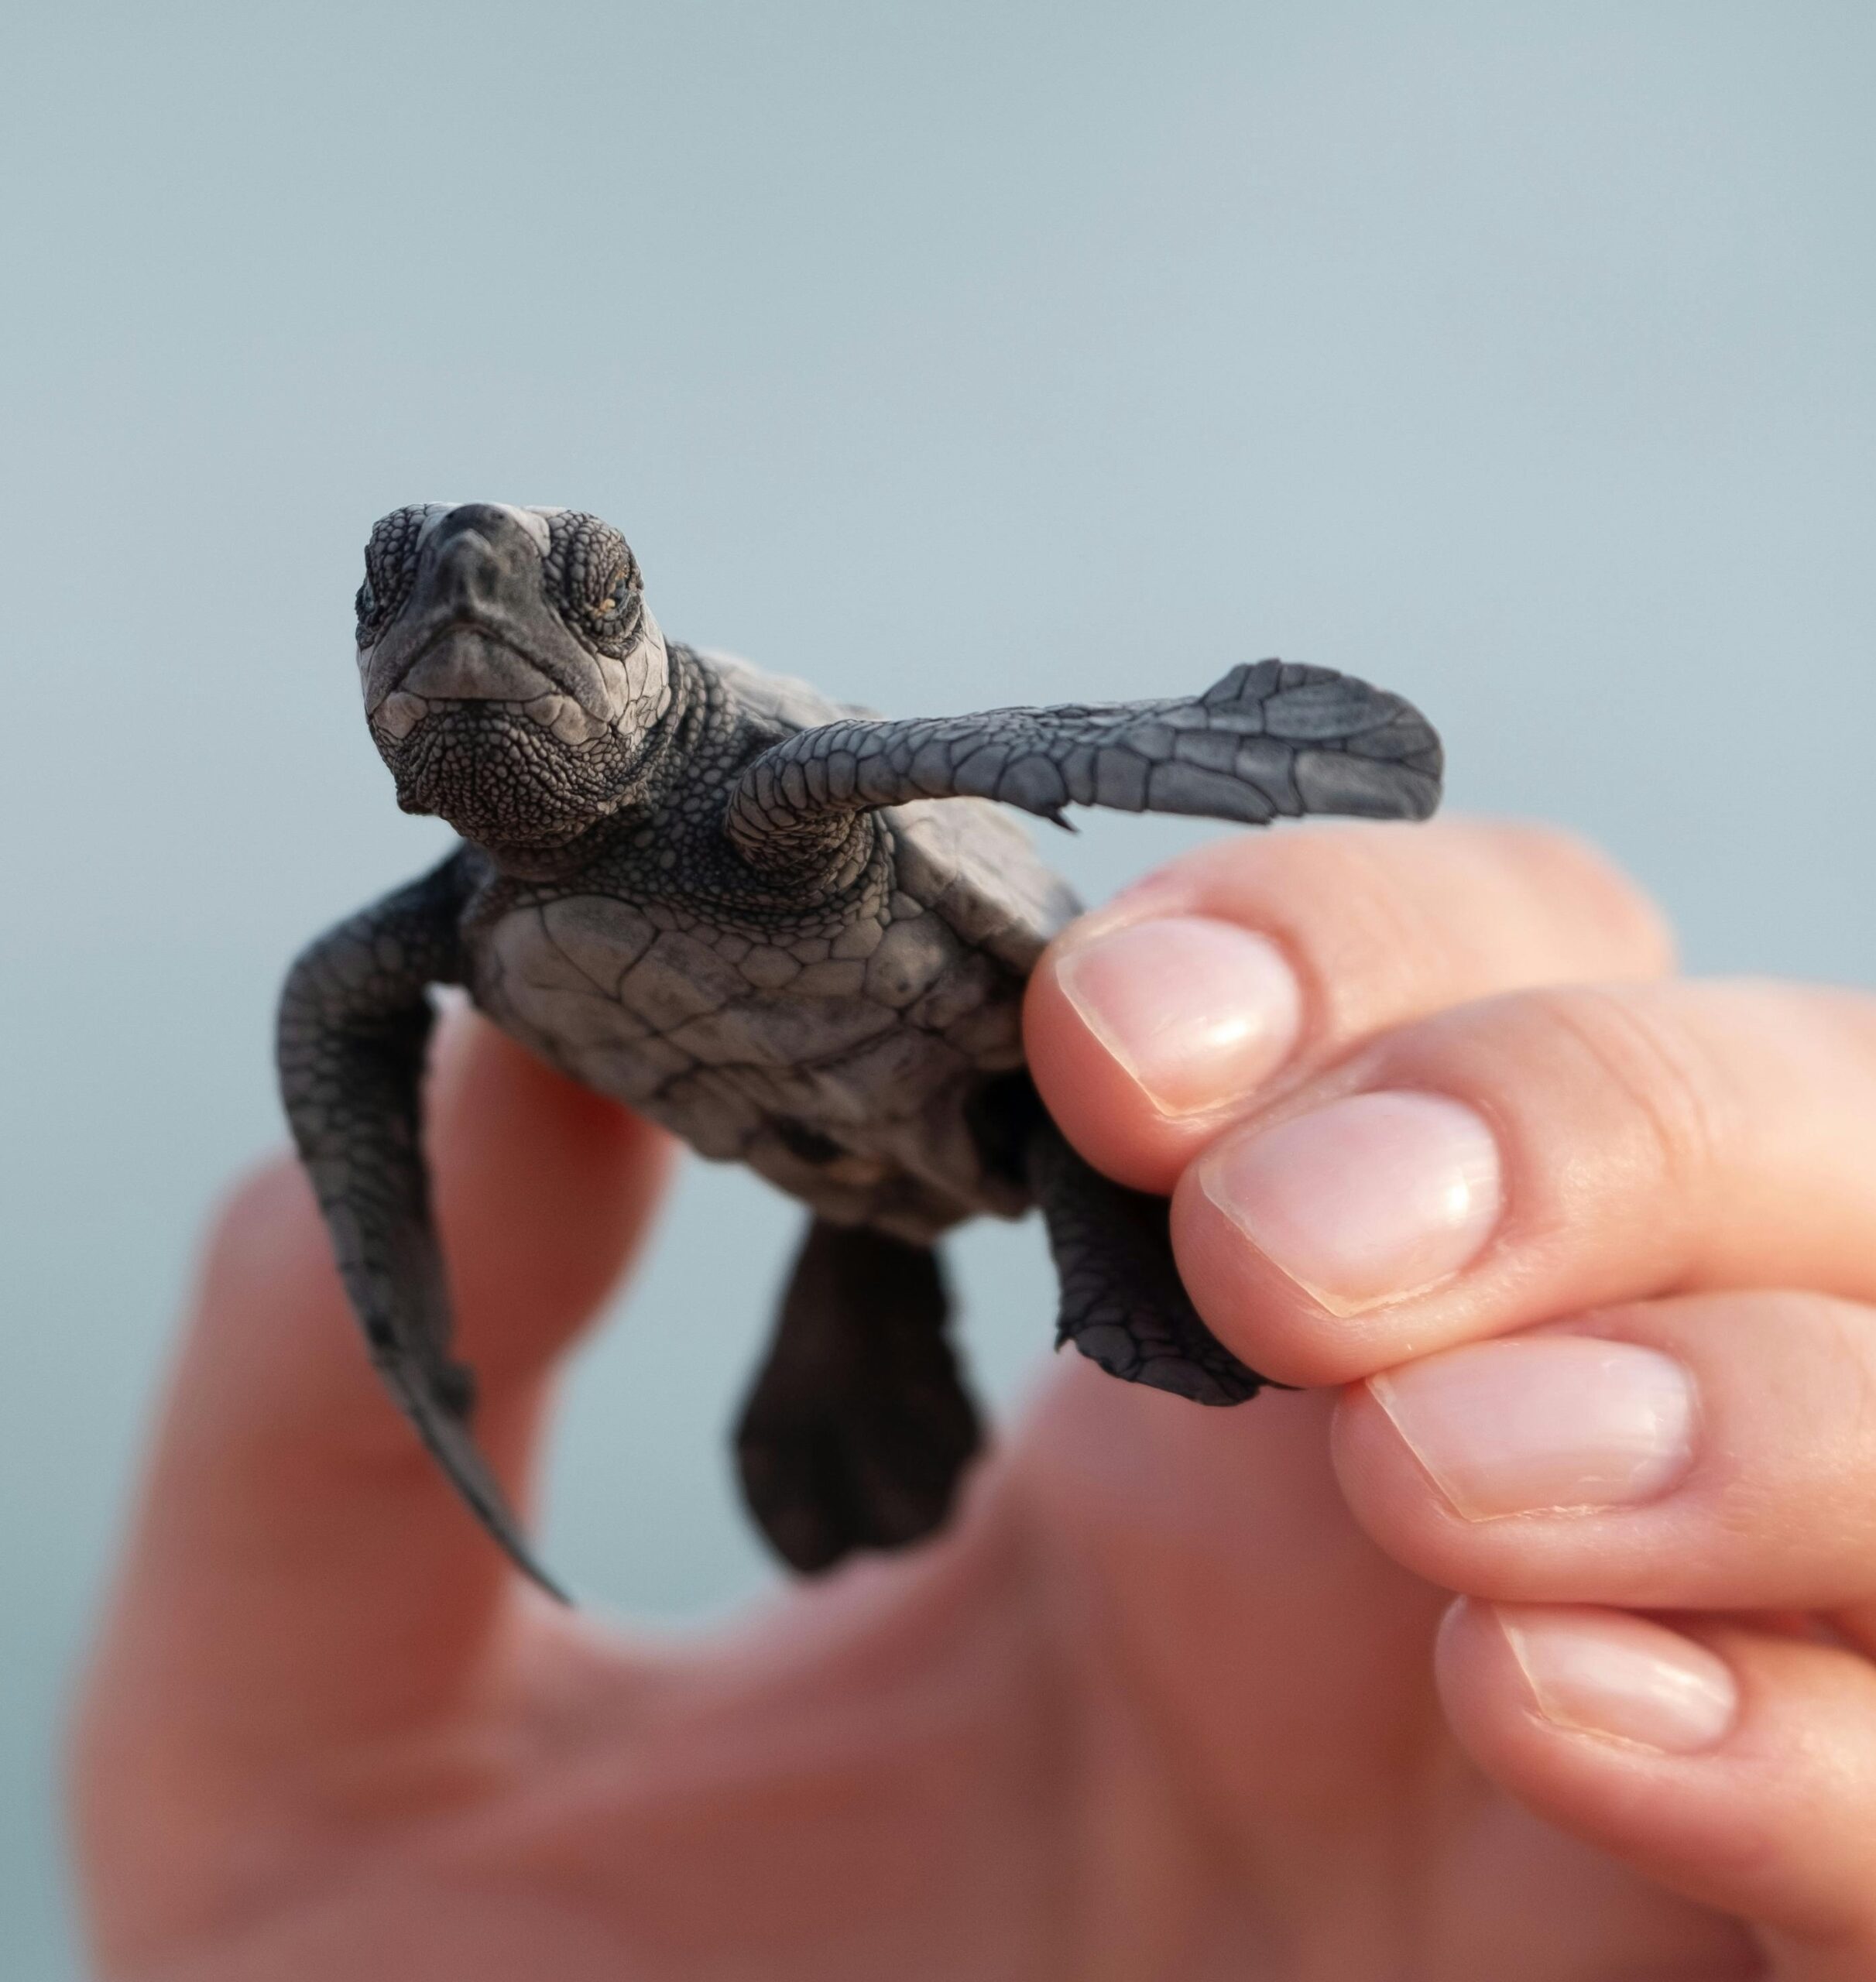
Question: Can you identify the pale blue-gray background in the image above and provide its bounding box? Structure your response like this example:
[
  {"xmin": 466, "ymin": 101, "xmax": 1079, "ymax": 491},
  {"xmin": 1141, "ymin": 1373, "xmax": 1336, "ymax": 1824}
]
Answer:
[{"xmin": 2, "ymin": 3, "xmax": 1871, "ymax": 1973}]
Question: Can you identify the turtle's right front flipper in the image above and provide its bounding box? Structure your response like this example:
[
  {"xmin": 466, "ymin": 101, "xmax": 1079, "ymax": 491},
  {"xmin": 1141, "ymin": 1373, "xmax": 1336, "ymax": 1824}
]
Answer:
[{"xmin": 276, "ymin": 853, "xmax": 567, "ymax": 1600}]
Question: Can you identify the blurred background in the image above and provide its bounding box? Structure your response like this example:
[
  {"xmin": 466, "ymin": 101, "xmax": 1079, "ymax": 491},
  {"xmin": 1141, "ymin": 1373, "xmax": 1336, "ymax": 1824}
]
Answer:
[{"xmin": 1, "ymin": 1, "xmax": 1871, "ymax": 1970}]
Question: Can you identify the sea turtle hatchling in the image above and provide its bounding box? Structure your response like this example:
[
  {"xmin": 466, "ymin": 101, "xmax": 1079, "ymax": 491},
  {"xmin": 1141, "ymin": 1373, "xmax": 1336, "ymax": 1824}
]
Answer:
[{"xmin": 279, "ymin": 502, "xmax": 1443, "ymax": 1596}]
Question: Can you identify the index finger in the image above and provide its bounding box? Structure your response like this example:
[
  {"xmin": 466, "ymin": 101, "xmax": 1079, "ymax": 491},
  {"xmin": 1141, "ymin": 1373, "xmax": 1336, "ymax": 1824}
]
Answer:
[{"xmin": 1025, "ymin": 818, "xmax": 1674, "ymax": 1193}]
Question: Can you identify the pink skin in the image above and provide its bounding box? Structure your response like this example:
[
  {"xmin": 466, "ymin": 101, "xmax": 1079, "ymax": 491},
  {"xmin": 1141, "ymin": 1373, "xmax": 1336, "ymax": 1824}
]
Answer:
[{"xmin": 72, "ymin": 818, "xmax": 1876, "ymax": 1980}]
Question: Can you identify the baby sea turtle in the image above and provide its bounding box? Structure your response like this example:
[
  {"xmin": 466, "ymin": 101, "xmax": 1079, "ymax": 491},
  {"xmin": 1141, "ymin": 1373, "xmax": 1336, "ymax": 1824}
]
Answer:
[{"xmin": 280, "ymin": 502, "xmax": 1442, "ymax": 1595}]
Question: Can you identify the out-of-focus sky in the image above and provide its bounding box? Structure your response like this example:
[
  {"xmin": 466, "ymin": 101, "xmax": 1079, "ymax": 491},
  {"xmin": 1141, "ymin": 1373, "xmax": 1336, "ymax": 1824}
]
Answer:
[{"xmin": 1, "ymin": 3, "xmax": 1871, "ymax": 1972}]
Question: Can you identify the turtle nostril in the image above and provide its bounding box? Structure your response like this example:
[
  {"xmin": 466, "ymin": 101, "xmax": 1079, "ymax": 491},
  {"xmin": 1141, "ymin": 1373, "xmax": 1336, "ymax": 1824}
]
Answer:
[
  {"xmin": 445, "ymin": 502, "xmax": 524, "ymax": 537},
  {"xmin": 432, "ymin": 530, "xmax": 506, "ymax": 608}
]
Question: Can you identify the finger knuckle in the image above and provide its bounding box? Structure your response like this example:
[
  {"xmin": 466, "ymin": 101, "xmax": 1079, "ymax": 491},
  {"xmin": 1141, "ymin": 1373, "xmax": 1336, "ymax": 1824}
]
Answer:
[
  {"xmin": 1508, "ymin": 985, "xmax": 1732, "ymax": 1206},
  {"xmin": 1796, "ymin": 1295, "xmax": 1876, "ymax": 1482},
  {"xmin": 1483, "ymin": 821, "xmax": 1677, "ymax": 973}
]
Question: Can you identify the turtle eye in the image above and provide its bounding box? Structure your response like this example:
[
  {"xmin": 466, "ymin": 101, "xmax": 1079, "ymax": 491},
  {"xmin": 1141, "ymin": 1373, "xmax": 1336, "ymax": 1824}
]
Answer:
[
  {"xmin": 544, "ymin": 513, "xmax": 641, "ymax": 642},
  {"xmin": 357, "ymin": 502, "xmax": 430, "ymax": 634},
  {"xmin": 584, "ymin": 566, "xmax": 634, "ymax": 627}
]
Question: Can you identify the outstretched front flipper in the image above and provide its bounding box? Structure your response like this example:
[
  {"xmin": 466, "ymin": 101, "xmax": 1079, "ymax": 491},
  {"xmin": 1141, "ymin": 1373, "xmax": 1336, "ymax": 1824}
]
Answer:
[
  {"xmin": 276, "ymin": 854, "xmax": 566, "ymax": 1600},
  {"xmin": 725, "ymin": 660, "xmax": 1442, "ymax": 869}
]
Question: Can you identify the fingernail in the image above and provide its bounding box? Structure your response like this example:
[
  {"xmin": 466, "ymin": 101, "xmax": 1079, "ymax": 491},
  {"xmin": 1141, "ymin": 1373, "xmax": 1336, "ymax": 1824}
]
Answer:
[
  {"xmin": 1369, "ymin": 1337, "xmax": 1697, "ymax": 1519},
  {"xmin": 1497, "ymin": 1605, "xmax": 1738, "ymax": 1753},
  {"xmin": 1197, "ymin": 1091, "xmax": 1501, "ymax": 1314},
  {"xmin": 1055, "ymin": 917, "xmax": 1302, "ymax": 1118}
]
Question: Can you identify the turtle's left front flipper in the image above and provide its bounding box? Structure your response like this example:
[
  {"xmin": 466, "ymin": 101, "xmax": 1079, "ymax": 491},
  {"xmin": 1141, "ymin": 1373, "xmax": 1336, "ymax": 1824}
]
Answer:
[
  {"xmin": 276, "ymin": 853, "xmax": 567, "ymax": 1600},
  {"xmin": 725, "ymin": 660, "xmax": 1441, "ymax": 868}
]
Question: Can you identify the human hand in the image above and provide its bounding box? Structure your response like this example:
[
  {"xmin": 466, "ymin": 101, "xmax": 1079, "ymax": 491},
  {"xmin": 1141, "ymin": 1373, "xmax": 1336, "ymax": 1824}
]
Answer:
[{"xmin": 73, "ymin": 821, "xmax": 1876, "ymax": 1979}]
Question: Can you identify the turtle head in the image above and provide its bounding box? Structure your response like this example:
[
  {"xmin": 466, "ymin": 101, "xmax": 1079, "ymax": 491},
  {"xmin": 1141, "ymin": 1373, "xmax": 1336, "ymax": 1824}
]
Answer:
[{"xmin": 353, "ymin": 502, "xmax": 674, "ymax": 851}]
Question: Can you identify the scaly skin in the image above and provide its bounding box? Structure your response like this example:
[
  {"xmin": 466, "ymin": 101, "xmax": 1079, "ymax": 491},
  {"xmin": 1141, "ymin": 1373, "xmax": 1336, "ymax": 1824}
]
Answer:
[{"xmin": 280, "ymin": 502, "xmax": 1442, "ymax": 1589}]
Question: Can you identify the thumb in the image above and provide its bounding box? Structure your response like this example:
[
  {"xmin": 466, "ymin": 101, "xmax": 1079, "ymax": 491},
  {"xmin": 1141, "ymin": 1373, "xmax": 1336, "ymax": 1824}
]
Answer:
[{"xmin": 77, "ymin": 1009, "xmax": 670, "ymax": 1812}]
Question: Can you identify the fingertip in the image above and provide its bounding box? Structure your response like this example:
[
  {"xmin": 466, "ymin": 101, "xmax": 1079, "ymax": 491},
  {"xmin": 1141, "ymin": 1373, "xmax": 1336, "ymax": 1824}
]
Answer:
[
  {"xmin": 1438, "ymin": 1600, "xmax": 1740, "ymax": 1761},
  {"xmin": 1472, "ymin": 820, "xmax": 1679, "ymax": 979},
  {"xmin": 1026, "ymin": 914, "xmax": 1302, "ymax": 1192},
  {"xmin": 179, "ymin": 1154, "xmax": 366, "ymax": 1449},
  {"xmin": 1164, "ymin": 1088, "xmax": 1511, "ymax": 1391},
  {"xmin": 1164, "ymin": 1169, "xmax": 1341, "ymax": 1386},
  {"xmin": 1327, "ymin": 1332, "xmax": 1703, "ymax": 1603},
  {"xmin": 1432, "ymin": 1596, "xmax": 1749, "ymax": 1893},
  {"xmin": 197, "ymin": 1153, "xmax": 325, "ymax": 1312},
  {"xmin": 1437, "ymin": 1599, "xmax": 1876, "ymax": 1960},
  {"xmin": 1023, "ymin": 945, "xmax": 1167, "ymax": 1192}
]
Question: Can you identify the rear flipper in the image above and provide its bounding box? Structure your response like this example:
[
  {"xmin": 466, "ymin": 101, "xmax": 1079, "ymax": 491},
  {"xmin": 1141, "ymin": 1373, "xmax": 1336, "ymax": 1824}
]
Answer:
[
  {"xmin": 1027, "ymin": 1114, "xmax": 1269, "ymax": 1406},
  {"xmin": 736, "ymin": 1219, "xmax": 983, "ymax": 1573}
]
